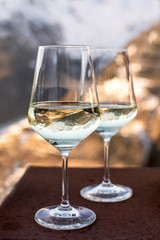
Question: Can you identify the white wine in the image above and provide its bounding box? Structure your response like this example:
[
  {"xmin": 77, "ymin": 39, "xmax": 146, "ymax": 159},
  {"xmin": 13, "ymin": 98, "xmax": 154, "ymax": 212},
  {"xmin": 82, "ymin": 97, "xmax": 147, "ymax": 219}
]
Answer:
[
  {"xmin": 28, "ymin": 101, "xmax": 100, "ymax": 151},
  {"xmin": 97, "ymin": 103, "xmax": 137, "ymax": 140}
]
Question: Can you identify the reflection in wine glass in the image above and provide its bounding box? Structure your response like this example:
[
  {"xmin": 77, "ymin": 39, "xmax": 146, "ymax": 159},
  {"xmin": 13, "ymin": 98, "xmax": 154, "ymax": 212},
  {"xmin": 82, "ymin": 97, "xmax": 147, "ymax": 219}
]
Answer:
[
  {"xmin": 81, "ymin": 48, "xmax": 137, "ymax": 202},
  {"xmin": 28, "ymin": 45, "xmax": 100, "ymax": 230}
]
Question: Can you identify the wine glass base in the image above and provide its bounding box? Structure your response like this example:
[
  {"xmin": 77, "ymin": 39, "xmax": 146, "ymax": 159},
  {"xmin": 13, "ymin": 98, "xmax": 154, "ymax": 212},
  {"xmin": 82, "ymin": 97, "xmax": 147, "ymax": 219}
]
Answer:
[
  {"xmin": 80, "ymin": 182, "xmax": 133, "ymax": 202},
  {"xmin": 34, "ymin": 205, "xmax": 96, "ymax": 230}
]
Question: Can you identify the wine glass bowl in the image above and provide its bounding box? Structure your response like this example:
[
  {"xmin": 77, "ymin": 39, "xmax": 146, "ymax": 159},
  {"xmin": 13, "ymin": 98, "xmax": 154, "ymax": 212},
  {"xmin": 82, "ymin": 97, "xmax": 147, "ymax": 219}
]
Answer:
[
  {"xmin": 28, "ymin": 45, "xmax": 100, "ymax": 229},
  {"xmin": 80, "ymin": 48, "xmax": 137, "ymax": 202}
]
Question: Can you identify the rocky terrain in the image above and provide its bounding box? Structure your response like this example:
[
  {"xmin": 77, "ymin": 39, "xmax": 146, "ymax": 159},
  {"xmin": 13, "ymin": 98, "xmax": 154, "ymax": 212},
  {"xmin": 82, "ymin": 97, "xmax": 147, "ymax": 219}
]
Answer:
[
  {"xmin": 0, "ymin": 18, "xmax": 62, "ymax": 124},
  {"xmin": 127, "ymin": 23, "xmax": 160, "ymax": 166}
]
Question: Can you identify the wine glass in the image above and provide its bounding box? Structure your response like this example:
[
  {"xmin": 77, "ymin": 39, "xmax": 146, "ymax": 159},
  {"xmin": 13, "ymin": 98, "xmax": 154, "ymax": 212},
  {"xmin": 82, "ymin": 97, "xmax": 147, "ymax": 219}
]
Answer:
[
  {"xmin": 80, "ymin": 48, "xmax": 137, "ymax": 202},
  {"xmin": 28, "ymin": 45, "xmax": 100, "ymax": 230}
]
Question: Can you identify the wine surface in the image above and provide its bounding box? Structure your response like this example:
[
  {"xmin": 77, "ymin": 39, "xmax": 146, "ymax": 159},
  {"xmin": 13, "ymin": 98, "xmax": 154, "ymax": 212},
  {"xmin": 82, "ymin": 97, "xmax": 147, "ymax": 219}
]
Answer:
[
  {"xmin": 97, "ymin": 102, "xmax": 137, "ymax": 139},
  {"xmin": 28, "ymin": 101, "xmax": 100, "ymax": 151}
]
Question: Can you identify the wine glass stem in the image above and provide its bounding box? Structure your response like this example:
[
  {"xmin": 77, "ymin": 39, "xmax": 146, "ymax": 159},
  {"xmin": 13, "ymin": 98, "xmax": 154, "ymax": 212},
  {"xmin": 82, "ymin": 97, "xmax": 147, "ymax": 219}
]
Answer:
[
  {"xmin": 60, "ymin": 153, "xmax": 70, "ymax": 209},
  {"xmin": 103, "ymin": 139, "xmax": 111, "ymax": 185}
]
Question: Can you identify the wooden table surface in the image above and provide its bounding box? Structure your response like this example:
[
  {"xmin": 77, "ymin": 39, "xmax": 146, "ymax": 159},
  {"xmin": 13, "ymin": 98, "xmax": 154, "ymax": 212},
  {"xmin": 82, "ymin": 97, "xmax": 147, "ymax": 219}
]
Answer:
[{"xmin": 0, "ymin": 167, "xmax": 160, "ymax": 240}]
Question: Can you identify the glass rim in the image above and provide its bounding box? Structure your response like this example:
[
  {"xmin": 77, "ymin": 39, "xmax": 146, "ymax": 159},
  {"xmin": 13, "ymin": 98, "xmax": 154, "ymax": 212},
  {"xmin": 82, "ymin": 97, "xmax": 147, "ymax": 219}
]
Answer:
[
  {"xmin": 91, "ymin": 47, "xmax": 127, "ymax": 52},
  {"xmin": 38, "ymin": 44, "xmax": 90, "ymax": 49}
]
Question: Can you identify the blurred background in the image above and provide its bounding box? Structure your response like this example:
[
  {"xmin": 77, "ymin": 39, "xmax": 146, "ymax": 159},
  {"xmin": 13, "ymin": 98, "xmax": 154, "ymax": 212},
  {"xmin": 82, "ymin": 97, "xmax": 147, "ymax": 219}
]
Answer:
[{"xmin": 0, "ymin": 0, "xmax": 160, "ymax": 203}]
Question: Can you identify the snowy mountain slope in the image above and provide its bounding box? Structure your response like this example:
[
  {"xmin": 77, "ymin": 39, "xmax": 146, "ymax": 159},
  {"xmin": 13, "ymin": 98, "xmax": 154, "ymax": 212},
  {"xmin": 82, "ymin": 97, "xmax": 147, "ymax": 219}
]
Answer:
[{"xmin": 0, "ymin": 0, "xmax": 159, "ymax": 47}]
